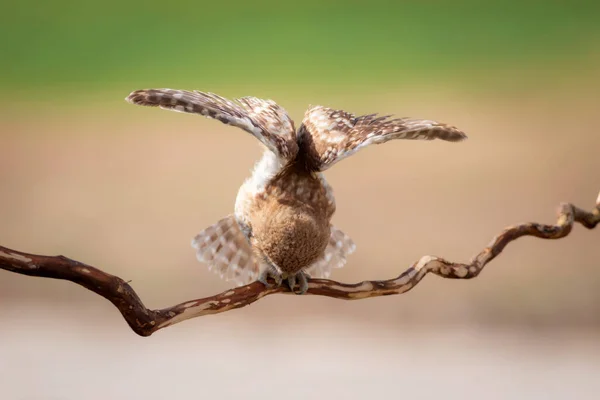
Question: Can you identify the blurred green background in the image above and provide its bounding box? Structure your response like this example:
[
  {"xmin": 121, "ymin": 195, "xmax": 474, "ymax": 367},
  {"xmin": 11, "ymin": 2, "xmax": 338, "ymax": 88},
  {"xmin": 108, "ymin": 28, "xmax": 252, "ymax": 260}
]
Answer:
[
  {"xmin": 2, "ymin": 0, "xmax": 599, "ymax": 102},
  {"xmin": 1, "ymin": 1, "xmax": 600, "ymax": 399}
]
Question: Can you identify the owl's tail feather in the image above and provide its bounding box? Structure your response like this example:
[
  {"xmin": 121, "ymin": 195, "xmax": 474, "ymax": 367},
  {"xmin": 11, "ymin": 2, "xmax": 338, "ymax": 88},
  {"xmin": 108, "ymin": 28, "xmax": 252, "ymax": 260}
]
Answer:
[{"xmin": 191, "ymin": 215, "xmax": 259, "ymax": 286}]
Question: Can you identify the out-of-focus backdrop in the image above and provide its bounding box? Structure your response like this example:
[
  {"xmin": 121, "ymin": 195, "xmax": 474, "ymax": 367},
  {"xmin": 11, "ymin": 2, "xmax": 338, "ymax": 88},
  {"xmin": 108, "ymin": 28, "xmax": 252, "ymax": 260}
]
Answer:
[{"xmin": 1, "ymin": 1, "xmax": 599, "ymax": 399}]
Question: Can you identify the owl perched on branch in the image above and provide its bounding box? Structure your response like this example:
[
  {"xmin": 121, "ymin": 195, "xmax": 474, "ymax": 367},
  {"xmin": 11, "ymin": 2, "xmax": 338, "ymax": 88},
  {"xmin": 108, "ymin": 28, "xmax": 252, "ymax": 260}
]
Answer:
[{"xmin": 126, "ymin": 89, "xmax": 467, "ymax": 294}]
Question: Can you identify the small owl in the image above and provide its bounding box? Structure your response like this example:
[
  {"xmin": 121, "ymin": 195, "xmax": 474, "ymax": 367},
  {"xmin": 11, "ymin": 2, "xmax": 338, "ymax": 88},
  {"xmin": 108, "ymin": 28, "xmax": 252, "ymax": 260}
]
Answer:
[{"xmin": 126, "ymin": 89, "xmax": 467, "ymax": 294}]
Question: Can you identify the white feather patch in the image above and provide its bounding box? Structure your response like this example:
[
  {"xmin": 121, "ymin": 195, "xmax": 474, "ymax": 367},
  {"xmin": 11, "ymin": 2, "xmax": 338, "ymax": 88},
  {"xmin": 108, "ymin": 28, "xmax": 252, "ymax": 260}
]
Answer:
[{"xmin": 191, "ymin": 215, "xmax": 259, "ymax": 286}]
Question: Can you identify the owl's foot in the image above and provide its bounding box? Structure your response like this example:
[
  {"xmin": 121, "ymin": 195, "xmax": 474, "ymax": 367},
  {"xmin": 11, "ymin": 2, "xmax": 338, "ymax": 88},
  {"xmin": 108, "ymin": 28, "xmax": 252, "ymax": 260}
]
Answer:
[
  {"xmin": 286, "ymin": 271, "xmax": 309, "ymax": 295},
  {"xmin": 258, "ymin": 267, "xmax": 309, "ymax": 294},
  {"xmin": 258, "ymin": 266, "xmax": 283, "ymax": 289}
]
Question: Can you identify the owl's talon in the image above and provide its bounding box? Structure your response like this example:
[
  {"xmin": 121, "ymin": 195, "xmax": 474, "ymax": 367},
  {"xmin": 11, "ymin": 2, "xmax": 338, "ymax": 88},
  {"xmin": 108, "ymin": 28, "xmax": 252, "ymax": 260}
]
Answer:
[
  {"xmin": 287, "ymin": 271, "xmax": 309, "ymax": 295},
  {"xmin": 287, "ymin": 275, "xmax": 296, "ymax": 292},
  {"xmin": 258, "ymin": 267, "xmax": 283, "ymax": 288},
  {"xmin": 297, "ymin": 271, "xmax": 309, "ymax": 295},
  {"xmin": 273, "ymin": 273, "xmax": 283, "ymax": 287}
]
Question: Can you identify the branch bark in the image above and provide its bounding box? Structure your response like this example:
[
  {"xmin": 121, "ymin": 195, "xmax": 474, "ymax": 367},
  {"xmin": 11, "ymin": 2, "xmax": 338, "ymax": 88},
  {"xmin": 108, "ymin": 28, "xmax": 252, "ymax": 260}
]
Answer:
[{"xmin": 1, "ymin": 192, "xmax": 599, "ymax": 337}]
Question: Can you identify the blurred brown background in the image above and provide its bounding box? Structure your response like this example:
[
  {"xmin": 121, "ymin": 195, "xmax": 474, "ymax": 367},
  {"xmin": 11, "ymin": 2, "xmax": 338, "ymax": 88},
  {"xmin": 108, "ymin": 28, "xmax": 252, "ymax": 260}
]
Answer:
[{"xmin": 1, "ymin": 1, "xmax": 600, "ymax": 399}]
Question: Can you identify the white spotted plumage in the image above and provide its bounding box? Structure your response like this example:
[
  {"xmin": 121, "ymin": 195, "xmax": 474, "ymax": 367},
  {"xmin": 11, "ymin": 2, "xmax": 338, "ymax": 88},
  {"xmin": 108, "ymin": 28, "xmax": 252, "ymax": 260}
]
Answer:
[
  {"xmin": 298, "ymin": 105, "xmax": 467, "ymax": 171},
  {"xmin": 191, "ymin": 215, "xmax": 258, "ymax": 285}
]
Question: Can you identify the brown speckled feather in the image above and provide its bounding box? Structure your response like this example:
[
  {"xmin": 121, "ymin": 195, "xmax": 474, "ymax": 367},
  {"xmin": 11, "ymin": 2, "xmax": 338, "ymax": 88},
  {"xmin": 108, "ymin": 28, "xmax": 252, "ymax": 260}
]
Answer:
[
  {"xmin": 126, "ymin": 89, "xmax": 298, "ymax": 160},
  {"xmin": 249, "ymin": 164, "xmax": 333, "ymax": 274},
  {"xmin": 298, "ymin": 105, "xmax": 467, "ymax": 171}
]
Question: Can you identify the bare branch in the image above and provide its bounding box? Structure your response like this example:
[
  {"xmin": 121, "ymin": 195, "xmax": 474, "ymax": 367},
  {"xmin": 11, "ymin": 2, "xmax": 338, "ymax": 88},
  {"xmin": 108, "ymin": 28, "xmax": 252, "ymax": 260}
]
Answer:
[{"xmin": 1, "ymin": 192, "xmax": 598, "ymax": 336}]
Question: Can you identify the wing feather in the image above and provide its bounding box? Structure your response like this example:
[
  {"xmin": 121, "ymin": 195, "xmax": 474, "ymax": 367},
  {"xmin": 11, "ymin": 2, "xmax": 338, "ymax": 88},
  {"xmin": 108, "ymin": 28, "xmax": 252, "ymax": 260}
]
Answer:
[
  {"xmin": 126, "ymin": 89, "xmax": 298, "ymax": 160},
  {"xmin": 191, "ymin": 215, "xmax": 259, "ymax": 286},
  {"xmin": 298, "ymin": 105, "xmax": 467, "ymax": 171}
]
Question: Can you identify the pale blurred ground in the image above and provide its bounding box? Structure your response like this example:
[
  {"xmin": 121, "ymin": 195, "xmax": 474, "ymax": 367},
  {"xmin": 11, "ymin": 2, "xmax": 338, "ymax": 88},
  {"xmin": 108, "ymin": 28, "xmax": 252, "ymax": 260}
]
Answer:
[
  {"xmin": 1, "ymin": 84, "xmax": 599, "ymax": 399},
  {"xmin": 2, "ymin": 305, "xmax": 600, "ymax": 400}
]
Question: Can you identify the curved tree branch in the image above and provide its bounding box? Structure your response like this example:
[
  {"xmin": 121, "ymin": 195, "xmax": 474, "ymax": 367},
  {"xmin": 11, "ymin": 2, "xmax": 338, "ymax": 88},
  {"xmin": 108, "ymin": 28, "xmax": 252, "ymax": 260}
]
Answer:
[{"xmin": 1, "ymin": 192, "xmax": 599, "ymax": 337}]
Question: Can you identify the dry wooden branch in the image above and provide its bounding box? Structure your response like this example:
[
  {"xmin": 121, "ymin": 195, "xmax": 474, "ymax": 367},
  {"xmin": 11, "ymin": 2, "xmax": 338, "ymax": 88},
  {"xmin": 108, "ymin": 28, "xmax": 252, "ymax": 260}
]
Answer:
[{"xmin": 1, "ymin": 192, "xmax": 599, "ymax": 336}]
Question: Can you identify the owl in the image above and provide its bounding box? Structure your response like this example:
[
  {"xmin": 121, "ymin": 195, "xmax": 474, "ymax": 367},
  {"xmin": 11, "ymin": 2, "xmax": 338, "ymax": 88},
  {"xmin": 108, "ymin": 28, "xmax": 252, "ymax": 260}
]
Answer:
[{"xmin": 126, "ymin": 89, "xmax": 467, "ymax": 294}]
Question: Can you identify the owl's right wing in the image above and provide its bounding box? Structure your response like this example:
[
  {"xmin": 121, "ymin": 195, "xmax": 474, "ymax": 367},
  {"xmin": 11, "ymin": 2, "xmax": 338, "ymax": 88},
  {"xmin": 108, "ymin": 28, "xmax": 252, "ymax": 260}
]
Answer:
[
  {"xmin": 298, "ymin": 105, "xmax": 467, "ymax": 171},
  {"xmin": 126, "ymin": 89, "xmax": 298, "ymax": 161}
]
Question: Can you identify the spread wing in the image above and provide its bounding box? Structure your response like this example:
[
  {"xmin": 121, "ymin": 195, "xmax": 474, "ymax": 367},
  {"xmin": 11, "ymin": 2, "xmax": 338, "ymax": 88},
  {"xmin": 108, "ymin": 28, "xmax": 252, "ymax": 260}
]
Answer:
[
  {"xmin": 126, "ymin": 89, "xmax": 298, "ymax": 160},
  {"xmin": 298, "ymin": 105, "xmax": 467, "ymax": 171},
  {"xmin": 191, "ymin": 215, "xmax": 260, "ymax": 286}
]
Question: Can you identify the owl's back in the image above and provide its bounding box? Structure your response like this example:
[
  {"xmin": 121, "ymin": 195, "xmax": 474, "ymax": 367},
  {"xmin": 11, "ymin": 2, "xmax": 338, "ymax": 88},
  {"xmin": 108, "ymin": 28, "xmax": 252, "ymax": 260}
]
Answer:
[
  {"xmin": 252, "ymin": 199, "xmax": 330, "ymax": 274},
  {"xmin": 248, "ymin": 164, "xmax": 333, "ymax": 274}
]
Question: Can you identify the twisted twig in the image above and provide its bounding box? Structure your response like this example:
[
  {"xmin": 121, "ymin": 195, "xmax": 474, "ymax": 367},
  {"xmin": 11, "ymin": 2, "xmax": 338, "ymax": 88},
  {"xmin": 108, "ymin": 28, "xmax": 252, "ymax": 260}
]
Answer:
[{"xmin": 1, "ymin": 192, "xmax": 598, "ymax": 336}]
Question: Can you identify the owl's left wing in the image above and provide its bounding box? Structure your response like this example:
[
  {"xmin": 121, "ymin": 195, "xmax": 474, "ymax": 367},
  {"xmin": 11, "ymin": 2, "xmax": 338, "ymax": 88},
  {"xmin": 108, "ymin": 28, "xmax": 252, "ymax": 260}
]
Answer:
[
  {"xmin": 298, "ymin": 106, "xmax": 467, "ymax": 171},
  {"xmin": 305, "ymin": 226, "xmax": 355, "ymax": 279},
  {"xmin": 126, "ymin": 89, "xmax": 298, "ymax": 160},
  {"xmin": 192, "ymin": 215, "xmax": 260, "ymax": 286}
]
